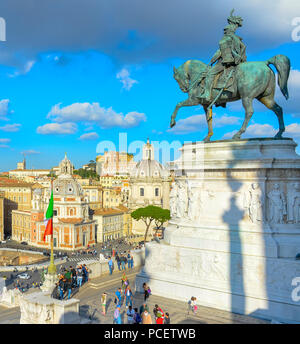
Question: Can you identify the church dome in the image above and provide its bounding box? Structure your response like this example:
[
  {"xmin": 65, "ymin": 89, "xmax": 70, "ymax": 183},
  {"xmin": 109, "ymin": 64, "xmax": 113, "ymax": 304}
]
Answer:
[
  {"xmin": 53, "ymin": 177, "xmax": 83, "ymax": 196},
  {"xmin": 133, "ymin": 159, "xmax": 166, "ymax": 178},
  {"xmin": 53, "ymin": 153, "xmax": 83, "ymax": 196},
  {"xmin": 131, "ymin": 138, "xmax": 167, "ymax": 178}
]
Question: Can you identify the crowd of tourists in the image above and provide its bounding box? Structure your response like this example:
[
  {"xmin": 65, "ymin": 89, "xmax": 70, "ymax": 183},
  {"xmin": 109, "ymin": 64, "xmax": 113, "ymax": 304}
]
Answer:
[
  {"xmin": 99, "ymin": 275, "xmax": 171, "ymax": 324},
  {"xmin": 54, "ymin": 264, "xmax": 89, "ymax": 300},
  {"xmin": 108, "ymin": 250, "xmax": 134, "ymax": 275}
]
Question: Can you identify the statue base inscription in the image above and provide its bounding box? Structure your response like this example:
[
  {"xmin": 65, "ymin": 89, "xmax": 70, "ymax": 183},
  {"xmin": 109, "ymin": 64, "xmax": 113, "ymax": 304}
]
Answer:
[{"xmin": 136, "ymin": 138, "xmax": 300, "ymax": 323}]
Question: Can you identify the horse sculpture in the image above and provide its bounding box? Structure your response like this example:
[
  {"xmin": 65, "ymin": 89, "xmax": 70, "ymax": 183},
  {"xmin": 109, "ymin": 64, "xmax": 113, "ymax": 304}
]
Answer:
[{"xmin": 170, "ymin": 54, "xmax": 290, "ymax": 142}]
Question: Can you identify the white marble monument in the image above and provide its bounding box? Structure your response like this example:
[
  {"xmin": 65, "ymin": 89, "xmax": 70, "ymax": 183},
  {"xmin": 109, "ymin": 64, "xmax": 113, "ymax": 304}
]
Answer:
[
  {"xmin": 136, "ymin": 138, "xmax": 300, "ymax": 323},
  {"xmin": 19, "ymin": 291, "xmax": 84, "ymax": 324}
]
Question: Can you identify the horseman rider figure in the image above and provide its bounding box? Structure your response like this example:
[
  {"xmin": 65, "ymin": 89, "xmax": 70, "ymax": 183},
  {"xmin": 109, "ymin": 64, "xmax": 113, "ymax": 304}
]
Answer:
[{"xmin": 201, "ymin": 9, "xmax": 247, "ymax": 103}]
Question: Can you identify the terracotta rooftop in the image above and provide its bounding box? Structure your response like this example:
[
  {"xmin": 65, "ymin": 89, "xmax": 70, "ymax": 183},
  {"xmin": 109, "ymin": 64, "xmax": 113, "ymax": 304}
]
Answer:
[
  {"xmin": 94, "ymin": 208, "xmax": 125, "ymax": 216},
  {"xmin": 117, "ymin": 205, "xmax": 130, "ymax": 212},
  {"xmin": 0, "ymin": 178, "xmax": 34, "ymax": 187}
]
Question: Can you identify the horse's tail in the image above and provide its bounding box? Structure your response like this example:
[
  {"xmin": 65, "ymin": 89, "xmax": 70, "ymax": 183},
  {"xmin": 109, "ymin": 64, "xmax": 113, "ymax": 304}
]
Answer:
[{"xmin": 266, "ymin": 54, "xmax": 290, "ymax": 100}]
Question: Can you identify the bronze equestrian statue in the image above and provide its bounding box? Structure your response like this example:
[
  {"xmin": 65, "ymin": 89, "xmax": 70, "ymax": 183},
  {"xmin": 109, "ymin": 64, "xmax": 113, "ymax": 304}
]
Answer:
[{"xmin": 170, "ymin": 10, "xmax": 290, "ymax": 142}]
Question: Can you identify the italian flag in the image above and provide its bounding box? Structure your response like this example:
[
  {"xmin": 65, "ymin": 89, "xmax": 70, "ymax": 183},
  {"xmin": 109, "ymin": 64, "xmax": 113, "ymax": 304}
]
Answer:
[{"xmin": 43, "ymin": 191, "xmax": 53, "ymax": 241}]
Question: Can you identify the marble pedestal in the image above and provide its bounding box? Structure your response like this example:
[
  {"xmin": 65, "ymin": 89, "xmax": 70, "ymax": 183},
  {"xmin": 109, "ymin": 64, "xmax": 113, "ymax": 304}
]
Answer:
[
  {"xmin": 40, "ymin": 273, "xmax": 58, "ymax": 294},
  {"xmin": 19, "ymin": 291, "xmax": 88, "ymax": 324},
  {"xmin": 136, "ymin": 138, "xmax": 300, "ymax": 323}
]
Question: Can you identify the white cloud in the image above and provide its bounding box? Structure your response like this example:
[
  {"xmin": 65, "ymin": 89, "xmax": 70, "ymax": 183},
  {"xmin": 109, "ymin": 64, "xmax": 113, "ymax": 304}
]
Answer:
[
  {"xmin": 0, "ymin": 138, "xmax": 10, "ymax": 144},
  {"xmin": 0, "ymin": 123, "xmax": 21, "ymax": 132},
  {"xmin": 116, "ymin": 68, "xmax": 138, "ymax": 91},
  {"xmin": 222, "ymin": 124, "xmax": 277, "ymax": 139},
  {"xmin": 78, "ymin": 132, "xmax": 99, "ymax": 141},
  {"xmin": 168, "ymin": 114, "xmax": 241, "ymax": 135},
  {"xmin": 36, "ymin": 122, "xmax": 77, "ymax": 135},
  {"xmin": 47, "ymin": 102, "xmax": 146, "ymax": 129},
  {"xmin": 21, "ymin": 150, "xmax": 40, "ymax": 155},
  {"xmin": 285, "ymin": 123, "xmax": 300, "ymax": 138},
  {"xmin": 222, "ymin": 122, "xmax": 300, "ymax": 140},
  {"xmin": 0, "ymin": 99, "xmax": 11, "ymax": 121},
  {"xmin": 8, "ymin": 60, "xmax": 36, "ymax": 78}
]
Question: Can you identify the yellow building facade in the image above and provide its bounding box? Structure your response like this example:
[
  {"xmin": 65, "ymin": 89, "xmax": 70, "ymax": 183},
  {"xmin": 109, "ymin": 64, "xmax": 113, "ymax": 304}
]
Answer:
[
  {"xmin": 93, "ymin": 206, "xmax": 132, "ymax": 243},
  {"xmin": 0, "ymin": 179, "xmax": 37, "ymax": 237},
  {"xmin": 102, "ymin": 187, "xmax": 122, "ymax": 208}
]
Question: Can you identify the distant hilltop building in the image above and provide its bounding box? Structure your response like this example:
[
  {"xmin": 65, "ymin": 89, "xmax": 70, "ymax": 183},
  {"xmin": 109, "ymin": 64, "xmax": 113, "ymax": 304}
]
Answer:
[
  {"xmin": 9, "ymin": 157, "xmax": 50, "ymax": 180},
  {"xmin": 96, "ymin": 151, "xmax": 136, "ymax": 176},
  {"xmin": 17, "ymin": 157, "xmax": 26, "ymax": 170}
]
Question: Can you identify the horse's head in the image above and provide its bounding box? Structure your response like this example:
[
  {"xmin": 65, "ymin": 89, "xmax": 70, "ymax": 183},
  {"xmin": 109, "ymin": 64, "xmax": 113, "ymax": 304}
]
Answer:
[{"xmin": 173, "ymin": 64, "xmax": 189, "ymax": 93}]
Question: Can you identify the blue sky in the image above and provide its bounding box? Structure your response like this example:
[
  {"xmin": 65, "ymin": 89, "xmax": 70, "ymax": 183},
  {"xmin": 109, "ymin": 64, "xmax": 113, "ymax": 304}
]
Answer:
[{"xmin": 0, "ymin": 0, "xmax": 299, "ymax": 171}]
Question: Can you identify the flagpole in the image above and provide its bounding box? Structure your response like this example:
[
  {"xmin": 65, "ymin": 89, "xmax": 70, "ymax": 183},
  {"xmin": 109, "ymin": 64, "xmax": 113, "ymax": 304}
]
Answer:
[{"xmin": 48, "ymin": 178, "xmax": 56, "ymax": 275}]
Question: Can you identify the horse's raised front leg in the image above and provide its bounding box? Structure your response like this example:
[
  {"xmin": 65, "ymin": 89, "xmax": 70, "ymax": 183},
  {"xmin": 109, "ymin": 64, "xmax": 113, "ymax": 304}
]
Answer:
[
  {"xmin": 232, "ymin": 97, "xmax": 254, "ymax": 140},
  {"xmin": 203, "ymin": 106, "xmax": 213, "ymax": 142},
  {"xmin": 170, "ymin": 98, "xmax": 199, "ymax": 128}
]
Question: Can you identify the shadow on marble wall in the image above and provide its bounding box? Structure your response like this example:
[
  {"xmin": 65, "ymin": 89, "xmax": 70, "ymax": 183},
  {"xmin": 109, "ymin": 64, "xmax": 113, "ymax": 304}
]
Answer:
[{"xmin": 222, "ymin": 172, "xmax": 245, "ymax": 318}]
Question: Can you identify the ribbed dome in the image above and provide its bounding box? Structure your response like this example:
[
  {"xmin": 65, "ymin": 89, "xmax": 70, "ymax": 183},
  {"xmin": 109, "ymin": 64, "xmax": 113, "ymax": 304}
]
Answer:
[
  {"xmin": 53, "ymin": 176, "xmax": 83, "ymax": 196},
  {"xmin": 132, "ymin": 159, "xmax": 166, "ymax": 178}
]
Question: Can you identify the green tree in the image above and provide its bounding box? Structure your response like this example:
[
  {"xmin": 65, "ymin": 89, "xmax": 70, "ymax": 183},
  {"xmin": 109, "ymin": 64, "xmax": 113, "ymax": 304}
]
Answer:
[
  {"xmin": 88, "ymin": 160, "xmax": 96, "ymax": 172},
  {"xmin": 131, "ymin": 205, "xmax": 170, "ymax": 244},
  {"xmin": 74, "ymin": 168, "xmax": 99, "ymax": 180}
]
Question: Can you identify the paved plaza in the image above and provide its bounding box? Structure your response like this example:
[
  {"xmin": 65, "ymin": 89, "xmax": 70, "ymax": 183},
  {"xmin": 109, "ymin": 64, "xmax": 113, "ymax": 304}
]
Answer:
[{"xmin": 0, "ymin": 267, "xmax": 270, "ymax": 324}]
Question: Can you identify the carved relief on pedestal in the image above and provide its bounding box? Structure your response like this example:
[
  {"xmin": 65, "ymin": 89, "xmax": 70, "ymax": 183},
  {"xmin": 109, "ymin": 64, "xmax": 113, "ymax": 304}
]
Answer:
[
  {"xmin": 176, "ymin": 180, "xmax": 188, "ymax": 219},
  {"xmin": 287, "ymin": 182, "xmax": 300, "ymax": 224},
  {"xmin": 243, "ymin": 183, "xmax": 264, "ymax": 224},
  {"xmin": 187, "ymin": 183, "xmax": 203, "ymax": 223},
  {"xmin": 267, "ymin": 183, "xmax": 287, "ymax": 224},
  {"xmin": 169, "ymin": 181, "xmax": 178, "ymax": 219},
  {"xmin": 43, "ymin": 307, "xmax": 54, "ymax": 323}
]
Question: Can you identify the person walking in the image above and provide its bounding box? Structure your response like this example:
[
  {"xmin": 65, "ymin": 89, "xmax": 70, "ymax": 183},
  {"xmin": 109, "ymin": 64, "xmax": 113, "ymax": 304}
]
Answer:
[
  {"xmin": 113, "ymin": 305, "xmax": 122, "ymax": 324},
  {"xmin": 108, "ymin": 257, "xmax": 114, "ymax": 275},
  {"xmin": 101, "ymin": 292, "xmax": 107, "ymax": 315},
  {"xmin": 121, "ymin": 272, "xmax": 128, "ymax": 290},
  {"xmin": 82, "ymin": 264, "xmax": 89, "ymax": 283},
  {"xmin": 120, "ymin": 255, "xmax": 126, "ymax": 271},
  {"xmin": 125, "ymin": 286, "xmax": 133, "ymax": 308},
  {"xmin": 130, "ymin": 252, "xmax": 134, "ymax": 269},
  {"xmin": 134, "ymin": 308, "xmax": 142, "ymax": 324},
  {"xmin": 70, "ymin": 266, "xmax": 77, "ymax": 288},
  {"xmin": 139, "ymin": 303, "xmax": 147, "ymax": 316},
  {"xmin": 66, "ymin": 278, "xmax": 72, "ymax": 299},
  {"xmin": 115, "ymin": 253, "xmax": 121, "ymax": 271},
  {"xmin": 164, "ymin": 312, "xmax": 170, "ymax": 324},
  {"xmin": 190, "ymin": 296, "xmax": 198, "ymax": 314},
  {"xmin": 127, "ymin": 305, "xmax": 135, "ymax": 324},
  {"xmin": 77, "ymin": 265, "xmax": 83, "ymax": 287},
  {"xmin": 153, "ymin": 304, "xmax": 164, "ymax": 324},
  {"xmin": 143, "ymin": 282, "xmax": 151, "ymax": 302},
  {"xmin": 141, "ymin": 307, "xmax": 152, "ymax": 324},
  {"xmin": 127, "ymin": 251, "xmax": 131, "ymax": 269},
  {"xmin": 58, "ymin": 275, "xmax": 65, "ymax": 300},
  {"xmin": 115, "ymin": 287, "xmax": 122, "ymax": 306}
]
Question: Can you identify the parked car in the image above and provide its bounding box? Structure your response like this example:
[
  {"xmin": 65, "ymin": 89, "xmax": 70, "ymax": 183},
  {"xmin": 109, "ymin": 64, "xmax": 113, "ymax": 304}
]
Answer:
[
  {"xmin": 21, "ymin": 241, "xmax": 28, "ymax": 245},
  {"xmin": 1, "ymin": 240, "xmax": 6, "ymax": 244},
  {"xmin": 17, "ymin": 273, "xmax": 31, "ymax": 280}
]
